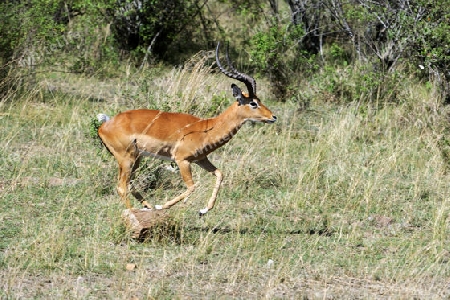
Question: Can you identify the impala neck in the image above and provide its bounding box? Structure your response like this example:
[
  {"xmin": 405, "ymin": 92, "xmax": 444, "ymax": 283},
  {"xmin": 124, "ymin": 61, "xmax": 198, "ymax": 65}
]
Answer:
[{"xmin": 205, "ymin": 102, "xmax": 246, "ymax": 147}]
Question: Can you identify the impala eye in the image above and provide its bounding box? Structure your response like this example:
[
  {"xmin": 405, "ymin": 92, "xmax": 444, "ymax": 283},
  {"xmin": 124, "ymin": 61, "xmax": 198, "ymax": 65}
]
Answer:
[{"xmin": 249, "ymin": 101, "xmax": 258, "ymax": 109}]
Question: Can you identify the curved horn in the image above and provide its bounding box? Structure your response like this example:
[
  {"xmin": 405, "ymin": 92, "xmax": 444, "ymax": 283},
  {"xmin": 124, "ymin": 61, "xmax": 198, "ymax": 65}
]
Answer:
[
  {"xmin": 216, "ymin": 42, "xmax": 257, "ymax": 97},
  {"xmin": 224, "ymin": 43, "xmax": 258, "ymax": 96}
]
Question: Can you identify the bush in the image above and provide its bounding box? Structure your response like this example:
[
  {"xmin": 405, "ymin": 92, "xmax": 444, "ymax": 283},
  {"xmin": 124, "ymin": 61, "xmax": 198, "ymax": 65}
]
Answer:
[
  {"xmin": 0, "ymin": 0, "xmax": 120, "ymax": 77},
  {"xmin": 249, "ymin": 17, "xmax": 312, "ymax": 100},
  {"xmin": 113, "ymin": 0, "xmax": 213, "ymax": 63}
]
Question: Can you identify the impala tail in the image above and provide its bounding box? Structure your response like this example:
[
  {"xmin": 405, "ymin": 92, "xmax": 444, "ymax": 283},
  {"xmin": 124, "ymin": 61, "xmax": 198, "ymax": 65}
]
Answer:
[
  {"xmin": 91, "ymin": 113, "xmax": 112, "ymax": 154},
  {"xmin": 97, "ymin": 113, "xmax": 110, "ymax": 124}
]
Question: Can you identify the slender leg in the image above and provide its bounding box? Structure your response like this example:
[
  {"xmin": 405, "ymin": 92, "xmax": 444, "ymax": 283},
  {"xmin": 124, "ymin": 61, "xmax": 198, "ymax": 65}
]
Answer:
[
  {"xmin": 196, "ymin": 157, "xmax": 223, "ymax": 215},
  {"xmin": 115, "ymin": 139, "xmax": 152, "ymax": 209},
  {"xmin": 155, "ymin": 160, "xmax": 196, "ymax": 210},
  {"xmin": 117, "ymin": 159, "xmax": 133, "ymax": 209},
  {"xmin": 129, "ymin": 156, "xmax": 152, "ymax": 209}
]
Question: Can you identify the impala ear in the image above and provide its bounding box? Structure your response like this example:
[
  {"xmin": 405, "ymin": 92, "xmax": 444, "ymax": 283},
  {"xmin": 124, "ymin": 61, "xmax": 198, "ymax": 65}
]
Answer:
[{"xmin": 231, "ymin": 84, "xmax": 244, "ymax": 105}]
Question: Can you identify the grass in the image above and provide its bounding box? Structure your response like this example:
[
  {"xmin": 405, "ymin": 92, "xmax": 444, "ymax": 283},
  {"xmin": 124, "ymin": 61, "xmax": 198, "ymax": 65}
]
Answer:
[{"xmin": 0, "ymin": 57, "xmax": 449, "ymax": 298}]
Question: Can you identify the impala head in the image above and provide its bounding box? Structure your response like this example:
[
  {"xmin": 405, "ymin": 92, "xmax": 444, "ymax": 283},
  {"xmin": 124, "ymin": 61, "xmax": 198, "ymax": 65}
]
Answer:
[{"xmin": 216, "ymin": 42, "xmax": 277, "ymax": 124}]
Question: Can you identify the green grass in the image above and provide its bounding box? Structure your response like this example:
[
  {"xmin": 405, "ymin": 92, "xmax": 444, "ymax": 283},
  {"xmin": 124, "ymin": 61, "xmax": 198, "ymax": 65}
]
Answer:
[{"xmin": 0, "ymin": 63, "xmax": 449, "ymax": 298}]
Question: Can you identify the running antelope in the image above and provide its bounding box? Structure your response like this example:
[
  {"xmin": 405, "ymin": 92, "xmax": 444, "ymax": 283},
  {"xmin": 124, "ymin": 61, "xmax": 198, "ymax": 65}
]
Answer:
[{"xmin": 97, "ymin": 42, "xmax": 277, "ymax": 215}]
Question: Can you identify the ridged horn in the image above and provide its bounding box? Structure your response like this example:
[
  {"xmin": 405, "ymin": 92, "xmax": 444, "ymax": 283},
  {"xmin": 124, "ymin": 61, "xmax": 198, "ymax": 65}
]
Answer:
[{"xmin": 215, "ymin": 42, "xmax": 257, "ymax": 97}]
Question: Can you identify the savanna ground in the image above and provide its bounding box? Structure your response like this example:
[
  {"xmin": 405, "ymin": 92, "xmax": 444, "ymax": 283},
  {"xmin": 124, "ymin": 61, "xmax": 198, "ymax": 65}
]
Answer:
[{"xmin": 1, "ymin": 56, "xmax": 450, "ymax": 299}]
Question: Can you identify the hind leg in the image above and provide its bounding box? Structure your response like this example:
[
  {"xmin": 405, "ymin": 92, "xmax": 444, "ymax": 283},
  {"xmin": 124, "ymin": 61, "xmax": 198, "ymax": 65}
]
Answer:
[
  {"xmin": 129, "ymin": 156, "xmax": 152, "ymax": 209},
  {"xmin": 116, "ymin": 159, "xmax": 133, "ymax": 209},
  {"xmin": 115, "ymin": 139, "xmax": 151, "ymax": 209}
]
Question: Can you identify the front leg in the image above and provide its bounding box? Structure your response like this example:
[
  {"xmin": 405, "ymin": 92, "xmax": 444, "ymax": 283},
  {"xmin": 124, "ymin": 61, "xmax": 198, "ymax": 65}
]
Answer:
[
  {"xmin": 196, "ymin": 158, "xmax": 223, "ymax": 216},
  {"xmin": 155, "ymin": 160, "xmax": 196, "ymax": 210}
]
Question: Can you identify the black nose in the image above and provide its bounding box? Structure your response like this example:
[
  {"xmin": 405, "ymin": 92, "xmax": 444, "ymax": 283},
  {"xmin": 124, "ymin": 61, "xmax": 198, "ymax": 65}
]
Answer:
[{"xmin": 267, "ymin": 115, "xmax": 277, "ymax": 123}]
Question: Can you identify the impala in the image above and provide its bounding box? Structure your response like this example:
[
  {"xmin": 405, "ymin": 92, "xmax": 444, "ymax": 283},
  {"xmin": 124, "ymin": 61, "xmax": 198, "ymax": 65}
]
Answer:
[{"xmin": 97, "ymin": 42, "xmax": 277, "ymax": 215}]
